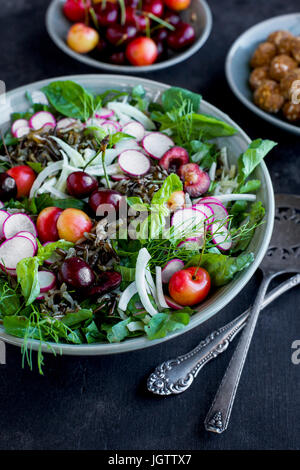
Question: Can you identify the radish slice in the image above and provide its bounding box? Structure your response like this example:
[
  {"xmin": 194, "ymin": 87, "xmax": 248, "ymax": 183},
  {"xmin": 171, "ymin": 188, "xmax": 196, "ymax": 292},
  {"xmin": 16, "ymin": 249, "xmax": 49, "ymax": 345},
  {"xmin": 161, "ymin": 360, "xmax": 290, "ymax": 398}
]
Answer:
[
  {"xmin": 3, "ymin": 213, "xmax": 37, "ymax": 239},
  {"xmin": 142, "ymin": 132, "xmax": 174, "ymax": 159},
  {"xmin": 0, "ymin": 211, "xmax": 10, "ymax": 237},
  {"xmin": 210, "ymin": 222, "xmax": 232, "ymax": 251},
  {"xmin": 56, "ymin": 118, "xmax": 77, "ymax": 130},
  {"xmin": 135, "ymin": 248, "xmax": 158, "ymax": 316},
  {"xmin": 177, "ymin": 237, "xmax": 204, "ymax": 250},
  {"xmin": 118, "ymin": 281, "xmax": 138, "ymax": 311},
  {"xmin": 118, "ymin": 150, "xmax": 150, "ymax": 176},
  {"xmin": 14, "ymin": 126, "xmax": 30, "ymax": 138},
  {"xmin": 162, "ymin": 259, "xmax": 184, "ymax": 284},
  {"xmin": 29, "ymin": 111, "xmax": 56, "ymax": 130},
  {"xmin": 171, "ymin": 207, "xmax": 206, "ymax": 239},
  {"xmin": 205, "ymin": 202, "xmax": 228, "ymax": 226},
  {"xmin": 111, "ymin": 173, "xmax": 130, "ymax": 181},
  {"xmin": 100, "ymin": 119, "xmax": 120, "ymax": 134},
  {"xmin": 11, "ymin": 119, "xmax": 29, "ymax": 136},
  {"xmin": 95, "ymin": 108, "xmax": 114, "ymax": 119},
  {"xmin": 122, "ymin": 121, "xmax": 145, "ymax": 141},
  {"xmin": 38, "ymin": 270, "xmax": 56, "ymax": 293},
  {"xmin": 164, "ymin": 295, "xmax": 184, "ymax": 310},
  {"xmin": 155, "ymin": 267, "xmax": 169, "ymax": 309},
  {"xmin": 192, "ymin": 203, "xmax": 215, "ymax": 225},
  {"xmin": 0, "ymin": 236, "xmax": 35, "ymax": 271},
  {"xmin": 15, "ymin": 231, "xmax": 38, "ymax": 253},
  {"xmin": 0, "ymin": 201, "xmax": 4, "ymax": 209}
]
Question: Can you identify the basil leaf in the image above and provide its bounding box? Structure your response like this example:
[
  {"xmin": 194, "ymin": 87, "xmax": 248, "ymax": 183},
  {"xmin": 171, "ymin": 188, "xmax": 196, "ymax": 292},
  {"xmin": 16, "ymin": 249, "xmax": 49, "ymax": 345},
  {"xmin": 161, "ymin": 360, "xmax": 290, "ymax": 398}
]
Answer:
[
  {"xmin": 185, "ymin": 252, "xmax": 255, "ymax": 286},
  {"xmin": 26, "ymin": 161, "xmax": 44, "ymax": 174},
  {"xmin": 239, "ymin": 179, "xmax": 261, "ymax": 193},
  {"xmin": 33, "ymin": 193, "xmax": 86, "ymax": 212},
  {"xmin": 82, "ymin": 320, "xmax": 105, "ymax": 343},
  {"xmin": 190, "ymin": 113, "xmax": 237, "ymax": 139},
  {"xmin": 162, "ymin": 87, "xmax": 201, "ymax": 113},
  {"xmin": 3, "ymin": 315, "xmax": 31, "ymax": 339},
  {"xmin": 42, "ymin": 80, "xmax": 94, "ymax": 121},
  {"xmin": 105, "ymin": 318, "xmax": 131, "ymax": 343},
  {"xmin": 151, "ymin": 173, "xmax": 183, "ymax": 205},
  {"xmin": 61, "ymin": 309, "xmax": 93, "ymax": 327},
  {"xmin": 145, "ymin": 310, "xmax": 192, "ymax": 340},
  {"xmin": 237, "ymin": 139, "xmax": 277, "ymax": 184},
  {"xmin": 16, "ymin": 257, "xmax": 40, "ymax": 305}
]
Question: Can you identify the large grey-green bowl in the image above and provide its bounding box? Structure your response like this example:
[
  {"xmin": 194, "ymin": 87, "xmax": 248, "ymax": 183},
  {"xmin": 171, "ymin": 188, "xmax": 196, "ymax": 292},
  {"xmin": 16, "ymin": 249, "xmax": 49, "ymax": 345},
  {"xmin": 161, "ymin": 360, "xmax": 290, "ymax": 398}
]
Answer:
[
  {"xmin": 0, "ymin": 74, "xmax": 274, "ymax": 356},
  {"xmin": 226, "ymin": 13, "xmax": 300, "ymax": 135},
  {"xmin": 46, "ymin": 0, "xmax": 212, "ymax": 73}
]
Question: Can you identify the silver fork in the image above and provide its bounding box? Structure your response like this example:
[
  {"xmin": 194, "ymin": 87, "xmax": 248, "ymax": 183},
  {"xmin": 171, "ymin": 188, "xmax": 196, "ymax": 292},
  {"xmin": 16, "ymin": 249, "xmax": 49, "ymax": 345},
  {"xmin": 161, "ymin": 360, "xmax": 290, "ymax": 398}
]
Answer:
[
  {"xmin": 204, "ymin": 194, "xmax": 300, "ymax": 433},
  {"xmin": 147, "ymin": 273, "xmax": 300, "ymax": 396}
]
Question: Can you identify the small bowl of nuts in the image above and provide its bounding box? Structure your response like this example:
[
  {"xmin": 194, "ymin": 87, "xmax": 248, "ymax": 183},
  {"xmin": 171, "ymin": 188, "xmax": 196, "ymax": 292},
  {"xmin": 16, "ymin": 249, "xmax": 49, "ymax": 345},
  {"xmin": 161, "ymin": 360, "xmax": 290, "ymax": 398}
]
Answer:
[{"xmin": 225, "ymin": 13, "xmax": 300, "ymax": 134}]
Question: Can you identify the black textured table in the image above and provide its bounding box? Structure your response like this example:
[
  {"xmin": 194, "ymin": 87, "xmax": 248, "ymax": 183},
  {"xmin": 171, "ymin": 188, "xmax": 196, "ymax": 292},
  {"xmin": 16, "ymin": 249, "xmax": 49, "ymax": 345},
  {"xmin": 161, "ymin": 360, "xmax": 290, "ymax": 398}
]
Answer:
[{"xmin": 0, "ymin": 0, "xmax": 299, "ymax": 451}]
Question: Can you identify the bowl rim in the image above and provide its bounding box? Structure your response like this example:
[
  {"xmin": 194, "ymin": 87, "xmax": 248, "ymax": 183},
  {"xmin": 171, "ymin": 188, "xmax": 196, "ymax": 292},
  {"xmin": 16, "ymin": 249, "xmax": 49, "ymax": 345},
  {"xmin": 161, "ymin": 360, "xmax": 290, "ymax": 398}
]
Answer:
[
  {"xmin": 225, "ymin": 12, "xmax": 300, "ymax": 135},
  {"xmin": 45, "ymin": 0, "xmax": 213, "ymax": 73},
  {"xmin": 0, "ymin": 73, "xmax": 275, "ymax": 356}
]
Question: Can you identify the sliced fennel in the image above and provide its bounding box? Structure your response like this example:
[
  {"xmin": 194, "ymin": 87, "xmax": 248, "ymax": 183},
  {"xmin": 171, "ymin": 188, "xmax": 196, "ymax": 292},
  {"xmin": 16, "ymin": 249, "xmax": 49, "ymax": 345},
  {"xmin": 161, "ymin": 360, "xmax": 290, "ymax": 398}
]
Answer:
[
  {"xmin": 135, "ymin": 248, "xmax": 159, "ymax": 316},
  {"xmin": 107, "ymin": 102, "xmax": 155, "ymax": 130}
]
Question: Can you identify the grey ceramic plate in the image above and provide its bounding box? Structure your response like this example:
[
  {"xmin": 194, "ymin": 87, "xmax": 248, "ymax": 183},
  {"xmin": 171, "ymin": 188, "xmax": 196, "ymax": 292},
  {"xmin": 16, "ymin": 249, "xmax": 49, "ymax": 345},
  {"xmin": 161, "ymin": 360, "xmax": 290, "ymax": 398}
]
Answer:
[
  {"xmin": 46, "ymin": 0, "xmax": 212, "ymax": 73},
  {"xmin": 226, "ymin": 13, "xmax": 300, "ymax": 135},
  {"xmin": 0, "ymin": 74, "xmax": 274, "ymax": 356}
]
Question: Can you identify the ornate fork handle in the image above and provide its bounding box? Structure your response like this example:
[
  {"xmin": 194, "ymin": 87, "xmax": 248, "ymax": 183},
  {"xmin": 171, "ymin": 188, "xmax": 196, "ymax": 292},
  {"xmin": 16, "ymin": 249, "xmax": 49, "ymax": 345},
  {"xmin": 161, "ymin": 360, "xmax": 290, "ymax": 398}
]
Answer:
[{"xmin": 147, "ymin": 274, "xmax": 300, "ymax": 396}]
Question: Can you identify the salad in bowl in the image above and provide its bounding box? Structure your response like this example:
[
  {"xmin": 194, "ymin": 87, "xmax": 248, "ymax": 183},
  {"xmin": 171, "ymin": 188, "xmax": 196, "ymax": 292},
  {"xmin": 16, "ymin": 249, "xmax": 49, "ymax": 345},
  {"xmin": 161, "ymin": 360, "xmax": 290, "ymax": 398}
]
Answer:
[{"xmin": 0, "ymin": 77, "xmax": 275, "ymax": 372}]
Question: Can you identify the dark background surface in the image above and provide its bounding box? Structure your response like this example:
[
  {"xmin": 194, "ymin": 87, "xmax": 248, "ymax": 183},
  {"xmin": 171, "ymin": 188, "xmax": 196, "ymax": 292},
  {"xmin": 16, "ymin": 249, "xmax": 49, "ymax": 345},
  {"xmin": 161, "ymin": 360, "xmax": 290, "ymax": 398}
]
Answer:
[{"xmin": 0, "ymin": 0, "xmax": 299, "ymax": 451}]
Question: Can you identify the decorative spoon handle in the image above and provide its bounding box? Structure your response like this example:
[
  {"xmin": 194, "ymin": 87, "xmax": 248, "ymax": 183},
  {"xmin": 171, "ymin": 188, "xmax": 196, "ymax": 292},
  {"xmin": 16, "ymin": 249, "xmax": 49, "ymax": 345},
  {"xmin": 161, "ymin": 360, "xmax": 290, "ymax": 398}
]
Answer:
[{"xmin": 147, "ymin": 274, "xmax": 300, "ymax": 397}]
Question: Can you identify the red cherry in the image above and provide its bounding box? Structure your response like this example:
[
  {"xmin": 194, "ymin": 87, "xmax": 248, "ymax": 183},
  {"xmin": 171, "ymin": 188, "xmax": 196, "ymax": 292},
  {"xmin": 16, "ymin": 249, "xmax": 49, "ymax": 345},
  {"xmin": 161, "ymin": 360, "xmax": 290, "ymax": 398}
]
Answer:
[
  {"xmin": 94, "ymin": 2, "xmax": 119, "ymax": 27},
  {"xmin": 37, "ymin": 207, "xmax": 63, "ymax": 243},
  {"xmin": 167, "ymin": 22, "xmax": 195, "ymax": 50},
  {"xmin": 95, "ymin": 37, "xmax": 110, "ymax": 54},
  {"xmin": 143, "ymin": 0, "xmax": 164, "ymax": 17},
  {"xmin": 66, "ymin": 171, "xmax": 98, "ymax": 198},
  {"xmin": 106, "ymin": 24, "xmax": 137, "ymax": 46},
  {"xmin": 89, "ymin": 189, "xmax": 123, "ymax": 214},
  {"xmin": 126, "ymin": 37, "xmax": 158, "ymax": 66},
  {"xmin": 169, "ymin": 267, "xmax": 211, "ymax": 306},
  {"xmin": 163, "ymin": 9, "xmax": 181, "ymax": 25},
  {"xmin": 109, "ymin": 51, "xmax": 127, "ymax": 65},
  {"xmin": 155, "ymin": 41, "xmax": 168, "ymax": 61},
  {"xmin": 124, "ymin": 8, "xmax": 148, "ymax": 31},
  {"xmin": 63, "ymin": 0, "xmax": 90, "ymax": 22},
  {"xmin": 59, "ymin": 257, "xmax": 95, "ymax": 290},
  {"xmin": 7, "ymin": 165, "xmax": 36, "ymax": 198},
  {"xmin": 153, "ymin": 27, "xmax": 168, "ymax": 43}
]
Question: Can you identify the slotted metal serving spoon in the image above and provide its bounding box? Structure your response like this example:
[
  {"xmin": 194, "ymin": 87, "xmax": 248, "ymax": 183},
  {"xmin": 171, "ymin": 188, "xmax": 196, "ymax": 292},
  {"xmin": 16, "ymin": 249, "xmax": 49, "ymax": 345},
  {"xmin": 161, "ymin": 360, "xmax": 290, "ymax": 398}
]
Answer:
[
  {"xmin": 147, "ymin": 194, "xmax": 300, "ymax": 432},
  {"xmin": 204, "ymin": 193, "xmax": 300, "ymax": 433}
]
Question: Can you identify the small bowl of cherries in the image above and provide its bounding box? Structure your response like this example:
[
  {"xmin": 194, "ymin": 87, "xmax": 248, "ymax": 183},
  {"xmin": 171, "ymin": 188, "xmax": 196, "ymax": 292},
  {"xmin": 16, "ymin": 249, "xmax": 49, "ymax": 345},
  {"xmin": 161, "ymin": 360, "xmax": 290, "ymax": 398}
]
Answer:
[{"xmin": 46, "ymin": 0, "xmax": 212, "ymax": 72}]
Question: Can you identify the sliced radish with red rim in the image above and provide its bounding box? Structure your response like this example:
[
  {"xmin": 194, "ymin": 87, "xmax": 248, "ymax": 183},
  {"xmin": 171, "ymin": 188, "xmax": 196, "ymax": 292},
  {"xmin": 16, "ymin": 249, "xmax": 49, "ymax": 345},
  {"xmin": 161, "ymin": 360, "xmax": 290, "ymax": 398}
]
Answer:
[
  {"xmin": 56, "ymin": 118, "xmax": 77, "ymax": 130},
  {"xmin": 29, "ymin": 111, "xmax": 56, "ymax": 130},
  {"xmin": 15, "ymin": 231, "xmax": 38, "ymax": 253},
  {"xmin": 164, "ymin": 295, "xmax": 184, "ymax": 310},
  {"xmin": 161, "ymin": 259, "xmax": 184, "ymax": 284},
  {"xmin": 0, "ymin": 235, "xmax": 36, "ymax": 271},
  {"xmin": 177, "ymin": 237, "xmax": 204, "ymax": 250},
  {"xmin": 171, "ymin": 207, "xmax": 206, "ymax": 239},
  {"xmin": 118, "ymin": 150, "xmax": 150, "ymax": 176},
  {"xmin": 3, "ymin": 213, "xmax": 37, "ymax": 240},
  {"xmin": 38, "ymin": 270, "xmax": 56, "ymax": 293},
  {"xmin": 95, "ymin": 108, "xmax": 114, "ymax": 119},
  {"xmin": 0, "ymin": 211, "xmax": 10, "ymax": 237},
  {"xmin": 210, "ymin": 222, "xmax": 232, "ymax": 251},
  {"xmin": 192, "ymin": 203, "xmax": 215, "ymax": 225},
  {"xmin": 100, "ymin": 120, "xmax": 121, "ymax": 134},
  {"xmin": 122, "ymin": 121, "xmax": 145, "ymax": 141},
  {"xmin": 11, "ymin": 119, "xmax": 29, "ymax": 136},
  {"xmin": 142, "ymin": 132, "xmax": 174, "ymax": 159},
  {"xmin": 14, "ymin": 126, "xmax": 30, "ymax": 138}
]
